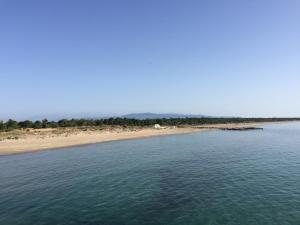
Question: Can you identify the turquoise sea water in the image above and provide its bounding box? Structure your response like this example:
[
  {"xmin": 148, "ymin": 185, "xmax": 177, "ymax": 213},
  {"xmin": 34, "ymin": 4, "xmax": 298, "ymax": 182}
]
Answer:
[{"xmin": 1, "ymin": 122, "xmax": 300, "ymax": 225}]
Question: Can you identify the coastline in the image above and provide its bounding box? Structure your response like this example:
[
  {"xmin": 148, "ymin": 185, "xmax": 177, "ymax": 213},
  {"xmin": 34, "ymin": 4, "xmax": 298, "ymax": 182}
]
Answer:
[
  {"xmin": 0, "ymin": 122, "xmax": 285, "ymax": 155},
  {"xmin": 0, "ymin": 127, "xmax": 206, "ymax": 155}
]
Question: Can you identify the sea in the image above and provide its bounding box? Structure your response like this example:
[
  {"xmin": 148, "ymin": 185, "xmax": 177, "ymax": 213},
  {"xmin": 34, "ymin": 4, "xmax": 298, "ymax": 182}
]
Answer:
[{"xmin": 1, "ymin": 122, "xmax": 300, "ymax": 225}]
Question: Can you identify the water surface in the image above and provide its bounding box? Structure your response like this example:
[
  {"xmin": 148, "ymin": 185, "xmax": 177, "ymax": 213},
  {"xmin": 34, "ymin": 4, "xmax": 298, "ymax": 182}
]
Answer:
[{"xmin": 1, "ymin": 122, "xmax": 300, "ymax": 225}]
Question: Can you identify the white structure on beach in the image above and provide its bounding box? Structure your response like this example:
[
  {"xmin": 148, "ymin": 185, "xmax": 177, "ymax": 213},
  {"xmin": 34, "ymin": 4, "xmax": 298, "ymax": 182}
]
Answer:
[
  {"xmin": 154, "ymin": 124, "xmax": 161, "ymax": 129},
  {"xmin": 154, "ymin": 124, "xmax": 167, "ymax": 129}
]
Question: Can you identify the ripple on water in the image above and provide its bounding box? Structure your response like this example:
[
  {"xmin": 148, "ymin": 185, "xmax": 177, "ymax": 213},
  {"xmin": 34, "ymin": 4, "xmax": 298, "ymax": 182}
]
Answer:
[{"xmin": 1, "ymin": 122, "xmax": 300, "ymax": 225}]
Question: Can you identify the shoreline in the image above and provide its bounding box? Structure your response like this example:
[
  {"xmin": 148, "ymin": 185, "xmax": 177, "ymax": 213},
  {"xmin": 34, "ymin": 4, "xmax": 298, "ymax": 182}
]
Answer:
[
  {"xmin": 0, "ymin": 121, "xmax": 292, "ymax": 156},
  {"xmin": 0, "ymin": 127, "xmax": 205, "ymax": 156}
]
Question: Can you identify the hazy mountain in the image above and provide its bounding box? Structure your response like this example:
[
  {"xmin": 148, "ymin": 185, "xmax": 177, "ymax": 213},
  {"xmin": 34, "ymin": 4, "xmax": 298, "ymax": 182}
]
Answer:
[
  {"xmin": 122, "ymin": 113, "xmax": 208, "ymax": 120},
  {"xmin": 1, "ymin": 112, "xmax": 209, "ymax": 122}
]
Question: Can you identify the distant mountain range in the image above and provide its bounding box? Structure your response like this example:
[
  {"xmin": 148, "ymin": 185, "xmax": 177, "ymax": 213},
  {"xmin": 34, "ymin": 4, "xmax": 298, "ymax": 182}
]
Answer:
[
  {"xmin": 122, "ymin": 113, "xmax": 208, "ymax": 120},
  {"xmin": 1, "ymin": 112, "xmax": 208, "ymax": 121}
]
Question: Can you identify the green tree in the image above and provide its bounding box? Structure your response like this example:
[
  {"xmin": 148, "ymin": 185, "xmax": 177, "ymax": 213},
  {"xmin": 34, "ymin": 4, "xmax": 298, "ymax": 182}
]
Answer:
[
  {"xmin": 42, "ymin": 119, "xmax": 49, "ymax": 128},
  {"xmin": 0, "ymin": 120, "xmax": 6, "ymax": 131},
  {"xmin": 18, "ymin": 120, "xmax": 33, "ymax": 128},
  {"xmin": 33, "ymin": 120, "xmax": 42, "ymax": 129},
  {"xmin": 6, "ymin": 119, "xmax": 18, "ymax": 130}
]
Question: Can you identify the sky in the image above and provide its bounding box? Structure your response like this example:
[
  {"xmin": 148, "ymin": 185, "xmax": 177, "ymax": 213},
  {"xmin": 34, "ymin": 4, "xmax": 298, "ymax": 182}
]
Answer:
[{"xmin": 1, "ymin": 0, "xmax": 299, "ymax": 120}]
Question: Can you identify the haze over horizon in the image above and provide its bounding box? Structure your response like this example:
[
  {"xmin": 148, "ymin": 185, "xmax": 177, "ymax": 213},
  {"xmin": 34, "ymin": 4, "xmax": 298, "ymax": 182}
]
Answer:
[{"xmin": 1, "ymin": 0, "xmax": 300, "ymax": 119}]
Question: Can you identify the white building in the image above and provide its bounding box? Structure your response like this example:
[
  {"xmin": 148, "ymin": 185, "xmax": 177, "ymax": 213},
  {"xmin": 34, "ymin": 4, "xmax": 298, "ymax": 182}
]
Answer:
[{"xmin": 154, "ymin": 124, "xmax": 161, "ymax": 129}]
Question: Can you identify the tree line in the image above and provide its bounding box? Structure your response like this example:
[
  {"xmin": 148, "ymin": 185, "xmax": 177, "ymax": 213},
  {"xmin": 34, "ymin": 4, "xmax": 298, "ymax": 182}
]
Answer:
[{"xmin": 0, "ymin": 117, "xmax": 299, "ymax": 132}]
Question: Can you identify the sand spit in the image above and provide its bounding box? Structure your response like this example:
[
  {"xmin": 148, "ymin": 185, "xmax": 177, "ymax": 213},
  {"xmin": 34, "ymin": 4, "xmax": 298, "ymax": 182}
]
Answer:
[{"xmin": 0, "ymin": 122, "xmax": 267, "ymax": 155}]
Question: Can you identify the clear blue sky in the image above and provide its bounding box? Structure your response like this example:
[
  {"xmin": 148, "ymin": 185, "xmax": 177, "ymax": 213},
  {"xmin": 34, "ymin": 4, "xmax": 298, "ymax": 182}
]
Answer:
[{"xmin": 1, "ymin": 0, "xmax": 299, "ymax": 120}]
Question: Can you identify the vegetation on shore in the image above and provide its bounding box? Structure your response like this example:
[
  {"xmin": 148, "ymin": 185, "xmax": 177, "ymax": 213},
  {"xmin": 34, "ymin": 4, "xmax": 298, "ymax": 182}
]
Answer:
[{"xmin": 0, "ymin": 117, "xmax": 299, "ymax": 132}]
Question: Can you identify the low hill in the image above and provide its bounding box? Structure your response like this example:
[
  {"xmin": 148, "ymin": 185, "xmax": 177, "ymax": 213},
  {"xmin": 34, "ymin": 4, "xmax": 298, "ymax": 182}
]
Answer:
[{"xmin": 122, "ymin": 113, "xmax": 208, "ymax": 120}]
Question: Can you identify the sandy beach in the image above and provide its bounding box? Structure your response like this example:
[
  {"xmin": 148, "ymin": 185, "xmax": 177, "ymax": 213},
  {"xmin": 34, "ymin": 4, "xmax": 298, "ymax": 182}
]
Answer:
[{"xmin": 0, "ymin": 123, "xmax": 267, "ymax": 155}]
